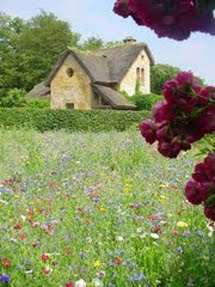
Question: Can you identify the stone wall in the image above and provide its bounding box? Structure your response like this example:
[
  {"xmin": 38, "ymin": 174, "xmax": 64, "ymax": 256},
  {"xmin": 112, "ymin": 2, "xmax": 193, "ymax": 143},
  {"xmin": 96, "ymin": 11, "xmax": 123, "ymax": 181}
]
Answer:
[
  {"xmin": 119, "ymin": 49, "xmax": 151, "ymax": 96},
  {"xmin": 50, "ymin": 54, "xmax": 92, "ymax": 110}
]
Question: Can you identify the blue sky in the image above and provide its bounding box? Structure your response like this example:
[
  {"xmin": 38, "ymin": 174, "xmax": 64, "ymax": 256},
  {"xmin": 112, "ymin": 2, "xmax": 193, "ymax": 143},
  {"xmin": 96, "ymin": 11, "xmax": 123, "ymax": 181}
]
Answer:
[{"xmin": 1, "ymin": 0, "xmax": 214, "ymax": 84}]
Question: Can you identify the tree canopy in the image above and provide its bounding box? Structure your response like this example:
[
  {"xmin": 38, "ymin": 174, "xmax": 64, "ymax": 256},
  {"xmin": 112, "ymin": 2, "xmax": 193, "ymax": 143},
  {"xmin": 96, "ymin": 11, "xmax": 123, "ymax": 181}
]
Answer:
[
  {"xmin": 0, "ymin": 11, "xmax": 206, "ymax": 105},
  {"xmin": 150, "ymin": 64, "xmax": 181, "ymax": 95}
]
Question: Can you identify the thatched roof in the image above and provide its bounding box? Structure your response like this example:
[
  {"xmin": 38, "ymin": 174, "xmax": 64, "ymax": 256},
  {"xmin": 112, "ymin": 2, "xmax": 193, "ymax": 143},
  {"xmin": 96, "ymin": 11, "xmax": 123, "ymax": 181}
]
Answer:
[
  {"xmin": 92, "ymin": 84, "xmax": 136, "ymax": 110},
  {"xmin": 94, "ymin": 43, "xmax": 154, "ymax": 83},
  {"xmin": 46, "ymin": 43, "xmax": 154, "ymax": 86},
  {"xmin": 28, "ymin": 82, "xmax": 50, "ymax": 98}
]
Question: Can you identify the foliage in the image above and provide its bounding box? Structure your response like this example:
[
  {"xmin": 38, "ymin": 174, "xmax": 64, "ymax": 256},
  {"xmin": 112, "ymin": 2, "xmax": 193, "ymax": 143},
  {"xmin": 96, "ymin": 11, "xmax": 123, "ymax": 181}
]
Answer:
[
  {"xmin": 151, "ymin": 64, "xmax": 181, "ymax": 95},
  {"xmin": 0, "ymin": 13, "xmax": 27, "ymax": 100},
  {"xmin": 16, "ymin": 11, "xmax": 81, "ymax": 91},
  {"xmin": 81, "ymin": 36, "xmax": 104, "ymax": 50},
  {"xmin": 0, "ymin": 89, "xmax": 27, "ymax": 108},
  {"xmin": 0, "ymin": 11, "xmax": 81, "ymax": 97},
  {"xmin": 27, "ymin": 99, "xmax": 50, "ymax": 109},
  {"xmin": 128, "ymin": 91, "xmax": 163, "ymax": 111},
  {"xmin": 151, "ymin": 64, "xmax": 206, "ymax": 95},
  {"xmin": 0, "ymin": 109, "xmax": 151, "ymax": 132},
  {"xmin": 0, "ymin": 128, "xmax": 214, "ymax": 286}
]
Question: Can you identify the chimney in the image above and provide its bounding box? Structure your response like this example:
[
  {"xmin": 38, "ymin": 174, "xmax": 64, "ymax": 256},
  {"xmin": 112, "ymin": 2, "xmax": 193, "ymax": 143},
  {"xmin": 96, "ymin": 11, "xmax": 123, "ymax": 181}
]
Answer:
[{"xmin": 123, "ymin": 36, "xmax": 137, "ymax": 45}]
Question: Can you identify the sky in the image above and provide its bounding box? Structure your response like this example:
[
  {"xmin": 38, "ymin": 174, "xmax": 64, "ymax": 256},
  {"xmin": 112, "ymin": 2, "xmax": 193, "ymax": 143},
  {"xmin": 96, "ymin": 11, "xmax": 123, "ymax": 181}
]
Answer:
[{"xmin": 0, "ymin": 0, "xmax": 215, "ymax": 85}]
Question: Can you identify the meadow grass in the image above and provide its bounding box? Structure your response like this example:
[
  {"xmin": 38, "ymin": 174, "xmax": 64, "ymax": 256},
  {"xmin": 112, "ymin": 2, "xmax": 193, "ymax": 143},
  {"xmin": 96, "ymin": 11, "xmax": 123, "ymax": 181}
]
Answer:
[{"xmin": 0, "ymin": 128, "xmax": 214, "ymax": 287}]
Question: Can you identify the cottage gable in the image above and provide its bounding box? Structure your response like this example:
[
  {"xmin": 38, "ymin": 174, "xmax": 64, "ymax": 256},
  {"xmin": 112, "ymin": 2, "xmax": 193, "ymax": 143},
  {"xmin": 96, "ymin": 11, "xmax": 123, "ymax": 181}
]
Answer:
[{"xmin": 50, "ymin": 53, "xmax": 92, "ymax": 110}]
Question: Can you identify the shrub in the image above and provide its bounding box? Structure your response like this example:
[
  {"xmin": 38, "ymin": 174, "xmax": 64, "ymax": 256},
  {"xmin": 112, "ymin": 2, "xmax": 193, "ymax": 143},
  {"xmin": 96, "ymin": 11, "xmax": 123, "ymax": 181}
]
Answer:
[
  {"xmin": 27, "ymin": 99, "xmax": 50, "ymax": 109},
  {"xmin": 0, "ymin": 108, "xmax": 151, "ymax": 132},
  {"xmin": 0, "ymin": 89, "xmax": 27, "ymax": 108},
  {"xmin": 128, "ymin": 92, "xmax": 163, "ymax": 110}
]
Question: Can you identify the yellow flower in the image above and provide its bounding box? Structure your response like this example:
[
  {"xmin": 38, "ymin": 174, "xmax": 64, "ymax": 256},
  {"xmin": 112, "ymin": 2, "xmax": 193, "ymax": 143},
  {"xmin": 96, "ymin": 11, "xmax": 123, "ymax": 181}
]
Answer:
[
  {"xmin": 94, "ymin": 260, "xmax": 102, "ymax": 268},
  {"xmin": 99, "ymin": 207, "xmax": 106, "ymax": 212},
  {"xmin": 159, "ymin": 184, "xmax": 167, "ymax": 188},
  {"xmin": 177, "ymin": 221, "xmax": 188, "ymax": 228},
  {"xmin": 158, "ymin": 195, "xmax": 167, "ymax": 203}
]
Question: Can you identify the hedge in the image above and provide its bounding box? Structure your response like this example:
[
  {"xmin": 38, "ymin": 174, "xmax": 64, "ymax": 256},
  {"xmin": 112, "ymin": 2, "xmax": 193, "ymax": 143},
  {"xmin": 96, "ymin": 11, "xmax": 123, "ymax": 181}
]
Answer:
[{"xmin": 0, "ymin": 108, "xmax": 151, "ymax": 132}]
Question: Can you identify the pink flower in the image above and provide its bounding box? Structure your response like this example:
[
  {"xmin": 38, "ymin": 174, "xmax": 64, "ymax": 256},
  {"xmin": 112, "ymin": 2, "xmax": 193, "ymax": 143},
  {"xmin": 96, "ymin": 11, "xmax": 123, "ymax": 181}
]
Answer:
[
  {"xmin": 153, "ymin": 101, "xmax": 176, "ymax": 123},
  {"xmin": 185, "ymin": 179, "xmax": 203, "ymax": 205},
  {"xmin": 175, "ymin": 71, "xmax": 194, "ymax": 86},
  {"xmin": 204, "ymin": 204, "xmax": 215, "ymax": 221},
  {"xmin": 2, "ymin": 261, "xmax": 11, "ymax": 267},
  {"xmin": 140, "ymin": 119, "xmax": 157, "ymax": 144},
  {"xmin": 113, "ymin": 0, "xmax": 131, "ymax": 18},
  {"xmin": 158, "ymin": 139, "xmax": 181, "ymax": 158}
]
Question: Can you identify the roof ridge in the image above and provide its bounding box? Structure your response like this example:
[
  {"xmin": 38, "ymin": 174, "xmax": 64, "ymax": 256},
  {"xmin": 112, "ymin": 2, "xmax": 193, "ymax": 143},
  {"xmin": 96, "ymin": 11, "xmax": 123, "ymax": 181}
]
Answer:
[{"xmin": 95, "ymin": 42, "xmax": 147, "ymax": 52}]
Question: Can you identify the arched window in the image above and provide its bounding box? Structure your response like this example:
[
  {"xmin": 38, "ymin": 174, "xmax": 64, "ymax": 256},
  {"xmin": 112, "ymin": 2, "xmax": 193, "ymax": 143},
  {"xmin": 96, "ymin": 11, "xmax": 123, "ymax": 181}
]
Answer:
[
  {"xmin": 141, "ymin": 68, "xmax": 145, "ymax": 85},
  {"xmin": 136, "ymin": 67, "xmax": 140, "ymax": 81}
]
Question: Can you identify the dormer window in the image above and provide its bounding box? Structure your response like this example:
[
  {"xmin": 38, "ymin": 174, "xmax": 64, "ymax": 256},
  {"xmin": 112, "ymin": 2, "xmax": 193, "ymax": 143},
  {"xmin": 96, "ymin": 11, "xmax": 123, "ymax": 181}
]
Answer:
[{"xmin": 66, "ymin": 68, "xmax": 74, "ymax": 78}]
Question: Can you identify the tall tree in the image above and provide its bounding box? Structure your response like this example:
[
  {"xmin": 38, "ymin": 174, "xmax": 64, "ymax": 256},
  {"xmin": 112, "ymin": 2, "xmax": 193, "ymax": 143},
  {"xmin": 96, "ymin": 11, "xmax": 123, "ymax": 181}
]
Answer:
[
  {"xmin": 17, "ymin": 11, "xmax": 81, "ymax": 91},
  {"xmin": 0, "ymin": 11, "xmax": 81, "ymax": 98},
  {"xmin": 0, "ymin": 13, "xmax": 26, "ymax": 99}
]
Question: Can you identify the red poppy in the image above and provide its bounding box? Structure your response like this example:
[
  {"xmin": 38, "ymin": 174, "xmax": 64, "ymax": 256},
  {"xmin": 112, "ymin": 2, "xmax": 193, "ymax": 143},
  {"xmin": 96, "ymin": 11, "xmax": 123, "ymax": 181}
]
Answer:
[
  {"xmin": 115, "ymin": 257, "xmax": 123, "ymax": 265},
  {"xmin": 41, "ymin": 253, "xmax": 49, "ymax": 262}
]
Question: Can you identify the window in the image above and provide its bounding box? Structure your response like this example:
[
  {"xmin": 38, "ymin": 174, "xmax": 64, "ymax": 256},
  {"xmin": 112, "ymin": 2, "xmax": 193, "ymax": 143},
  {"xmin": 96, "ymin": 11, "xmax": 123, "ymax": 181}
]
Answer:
[
  {"xmin": 66, "ymin": 103, "xmax": 74, "ymax": 109},
  {"xmin": 136, "ymin": 67, "xmax": 140, "ymax": 80},
  {"xmin": 66, "ymin": 67, "xmax": 74, "ymax": 78},
  {"xmin": 141, "ymin": 68, "xmax": 145, "ymax": 85},
  {"xmin": 141, "ymin": 55, "xmax": 144, "ymax": 60}
]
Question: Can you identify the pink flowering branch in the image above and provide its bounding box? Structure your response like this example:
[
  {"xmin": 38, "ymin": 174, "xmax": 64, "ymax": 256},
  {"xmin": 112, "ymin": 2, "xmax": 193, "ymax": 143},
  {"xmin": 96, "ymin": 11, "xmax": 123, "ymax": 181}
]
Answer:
[
  {"xmin": 139, "ymin": 71, "xmax": 215, "ymax": 220},
  {"xmin": 113, "ymin": 0, "xmax": 215, "ymax": 40}
]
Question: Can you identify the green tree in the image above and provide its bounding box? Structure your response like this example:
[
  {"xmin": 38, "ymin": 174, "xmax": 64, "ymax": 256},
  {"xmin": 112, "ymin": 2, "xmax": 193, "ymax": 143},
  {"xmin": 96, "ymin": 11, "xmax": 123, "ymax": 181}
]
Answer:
[
  {"xmin": 0, "ymin": 13, "xmax": 26, "ymax": 99},
  {"xmin": 151, "ymin": 64, "xmax": 180, "ymax": 94},
  {"xmin": 17, "ymin": 11, "xmax": 81, "ymax": 91},
  {"xmin": 82, "ymin": 36, "xmax": 104, "ymax": 50},
  {"xmin": 0, "ymin": 88, "xmax": 27, "ymax": 107},
  {"xmin": 0, "ymin": 11, "xmax": 81, "ymax": 99}
]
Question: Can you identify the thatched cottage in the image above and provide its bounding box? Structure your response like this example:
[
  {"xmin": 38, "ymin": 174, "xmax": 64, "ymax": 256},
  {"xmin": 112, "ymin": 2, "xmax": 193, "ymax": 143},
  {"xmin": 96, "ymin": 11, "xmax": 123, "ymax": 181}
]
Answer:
[{"xmin": 28, "ymin": 38, "xmax": 154, "ymax": 110}]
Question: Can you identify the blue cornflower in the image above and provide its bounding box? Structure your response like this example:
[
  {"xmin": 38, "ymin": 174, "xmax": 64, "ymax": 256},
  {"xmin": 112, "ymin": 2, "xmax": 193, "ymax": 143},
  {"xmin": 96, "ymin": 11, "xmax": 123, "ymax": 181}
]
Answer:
[
  {"xmin": 0, "ymin": 274, "xmax": 10, "ymax": 283},
  {"xmin": 129, "ymin": 272, "xmax": 145, "ymax": 282},
  {"xmin": 116, "ymin": 249, "xmax": 124, "ymax": 255},
  {"xmin": 79, "ymin": 252, "xmax": 86, "ymax": 259}
]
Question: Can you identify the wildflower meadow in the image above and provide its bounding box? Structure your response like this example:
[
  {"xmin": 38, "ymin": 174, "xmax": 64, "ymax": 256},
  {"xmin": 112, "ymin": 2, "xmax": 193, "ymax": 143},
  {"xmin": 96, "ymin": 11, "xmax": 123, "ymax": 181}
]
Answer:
[{"xmin": 0, "ymin": 127, "xmax": 214, "ymax": 287}]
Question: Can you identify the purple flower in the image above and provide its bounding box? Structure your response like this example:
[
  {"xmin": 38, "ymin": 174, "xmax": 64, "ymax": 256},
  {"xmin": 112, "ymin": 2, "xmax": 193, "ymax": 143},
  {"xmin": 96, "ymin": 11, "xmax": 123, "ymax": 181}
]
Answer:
[
  {"xmin": 183, "ymin": 230, "xmax": 190, "ymax": 237},
  {"xmin": 0, "ymin": 274, "xmax": 10, "ymax": 283}
]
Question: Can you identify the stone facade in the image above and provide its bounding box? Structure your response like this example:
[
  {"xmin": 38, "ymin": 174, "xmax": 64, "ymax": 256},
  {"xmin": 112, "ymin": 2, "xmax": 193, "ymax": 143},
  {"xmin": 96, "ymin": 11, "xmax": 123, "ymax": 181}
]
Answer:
[
  {"xmin": 50, "ymin": 54, "xmax": 92, "ymax": 110},
  {"xmin": 119, "ymin": 49, "xmax": 150, "ymax": 96}
]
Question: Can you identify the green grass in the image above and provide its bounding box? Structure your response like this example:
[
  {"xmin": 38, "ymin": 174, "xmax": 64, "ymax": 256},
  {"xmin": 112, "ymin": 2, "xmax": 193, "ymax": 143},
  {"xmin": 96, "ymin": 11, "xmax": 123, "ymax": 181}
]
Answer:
[{"xmin": 0, "ymin": 128, "xmax": 214, "ymax": 287}]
